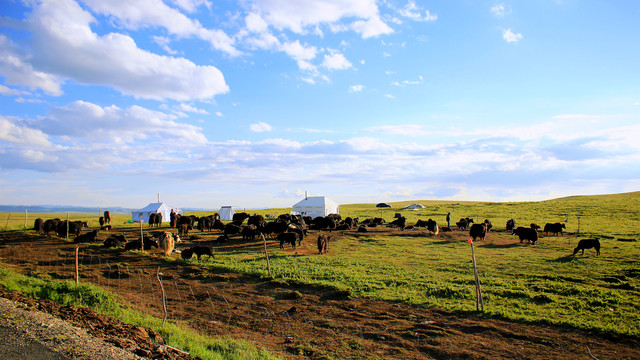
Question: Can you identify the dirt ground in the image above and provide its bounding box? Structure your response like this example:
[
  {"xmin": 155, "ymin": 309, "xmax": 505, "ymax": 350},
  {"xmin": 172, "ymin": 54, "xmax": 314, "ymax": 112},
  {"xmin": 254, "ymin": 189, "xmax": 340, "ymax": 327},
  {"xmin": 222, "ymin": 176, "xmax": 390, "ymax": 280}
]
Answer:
[{"xmin": 0, "ymin": 223, "xmax": 639, "ymax": 360}]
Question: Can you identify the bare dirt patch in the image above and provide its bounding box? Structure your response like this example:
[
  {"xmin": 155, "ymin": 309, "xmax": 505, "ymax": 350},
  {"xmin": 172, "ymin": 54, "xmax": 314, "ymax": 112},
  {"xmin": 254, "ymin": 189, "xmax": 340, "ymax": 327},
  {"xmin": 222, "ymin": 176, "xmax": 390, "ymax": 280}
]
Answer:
[{"xmin": 1, "ymin": 226, "xmax": 639, "ymax": 360}]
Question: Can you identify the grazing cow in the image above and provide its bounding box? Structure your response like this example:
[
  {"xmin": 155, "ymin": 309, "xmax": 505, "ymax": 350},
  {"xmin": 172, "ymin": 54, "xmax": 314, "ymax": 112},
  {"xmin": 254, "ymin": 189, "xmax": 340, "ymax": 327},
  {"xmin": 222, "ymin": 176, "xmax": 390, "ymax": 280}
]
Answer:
[
  {"xmin": 178, "ymin": 223, "xmax": 192, "ymax": 236},
  {"xmin": 224, "ymin": 223, "xmax": 241, "ymax": 237},
  {"xmin": 278, "ymin": 232, "xmax": 299, "ymax": 249},
  {"xmin": 469, "ymin": 223, "xmax": 487, "ymax": 242},
  {"xmin": 241, "ymin": 225, "xmax": 258, "ymax": 241},
  {"xmin": 357, "ymin": 226, "xmax": 368, "ymax": 232},
  {"xmin": 390, "ymin": 216, "xmax": 406, "ymax": 230},
  {"xmin": 457, "ymin": 218, "xmax": 474, "ymax": 230},
  {"xmin": 544, "ymin": 223, "xmax": 566, "ymax": 236},
  {"xmin": 149, "ymin": 213, "xmax": 162, "ymax": 227},
  {"xmin": 512, "ymin": 226, "xmax": 539, "ymax": 245},
  {"xmin": 43, "ymin": 219, "xmax": 61, "ymax": 235},
  {"xmin": 103, "ymin": 234, "xmax": 126, "ymax": 248},
  {"xmin": 573, "ymin": 239, "xmax": 601, "ymax": 256},
  {"xmin": 124, "ymin": 238, "xmax": 158, "ymax": 251},
  {"xmin": 232, "ymin": 212, "xmax": 250, "ymax": 225},
  {"xmin": 74, "ymin": 229, "xmax": 99, "ymax": 243},
  {"xmin": 483, "ymin": 219, "xmax": 493, "ymax": 232},
  {"xmin": 317, "ymin": 234, "xmax": 330, "ymax": 254},
  {"xmin": 506, "ymin": 219, "xmax": 516, "ymax": 232},
  {"xmin": 157, "ymin": 232, "xmax": 176, "ymax": 256},
  {"xmin": 33, "ymin": 218, "xmax": 44, "ymax": 234},
  {"xmin": 103, "ymin": 211, "xmax": 111, "ymax": 225},
  {"xmin": 247, "ymin": 214, "xmax": 265, "ymax": 227},
  {"xmin": 57, "ymin": 220, "xmax": 83, "ymax": 238}
]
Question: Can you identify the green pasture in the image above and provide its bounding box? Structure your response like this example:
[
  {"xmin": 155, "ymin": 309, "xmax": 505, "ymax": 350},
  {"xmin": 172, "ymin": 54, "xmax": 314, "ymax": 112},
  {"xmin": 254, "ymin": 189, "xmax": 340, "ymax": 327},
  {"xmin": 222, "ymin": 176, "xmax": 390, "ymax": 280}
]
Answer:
[{"xmin": 2, "ymin": 191, "xmax": 640, "ymax": 338}]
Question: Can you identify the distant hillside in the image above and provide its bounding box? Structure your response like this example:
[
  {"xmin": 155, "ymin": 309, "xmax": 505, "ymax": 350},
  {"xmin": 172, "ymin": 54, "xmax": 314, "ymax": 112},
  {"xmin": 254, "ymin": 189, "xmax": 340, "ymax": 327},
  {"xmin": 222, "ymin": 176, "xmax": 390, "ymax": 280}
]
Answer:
[{"xmin": 0, "ymin": 205, "xmax": 134, "ymax": 214}]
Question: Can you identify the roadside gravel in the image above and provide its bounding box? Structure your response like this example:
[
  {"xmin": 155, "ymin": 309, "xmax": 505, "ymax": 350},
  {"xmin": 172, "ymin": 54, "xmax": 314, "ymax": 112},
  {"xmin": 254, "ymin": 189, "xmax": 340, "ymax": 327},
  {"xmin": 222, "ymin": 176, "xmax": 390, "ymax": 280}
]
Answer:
[{"xmin": 0, "ymin": 296, "xmax": 141, "ymax": 360}]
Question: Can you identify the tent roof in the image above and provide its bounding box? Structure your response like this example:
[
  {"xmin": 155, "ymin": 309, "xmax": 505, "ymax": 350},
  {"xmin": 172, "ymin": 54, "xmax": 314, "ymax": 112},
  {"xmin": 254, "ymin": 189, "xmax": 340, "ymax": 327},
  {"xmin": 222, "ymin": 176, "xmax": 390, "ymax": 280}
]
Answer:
[{"xmin": 293, "ymin": 196, "xmax": 338, "ymax": 207}]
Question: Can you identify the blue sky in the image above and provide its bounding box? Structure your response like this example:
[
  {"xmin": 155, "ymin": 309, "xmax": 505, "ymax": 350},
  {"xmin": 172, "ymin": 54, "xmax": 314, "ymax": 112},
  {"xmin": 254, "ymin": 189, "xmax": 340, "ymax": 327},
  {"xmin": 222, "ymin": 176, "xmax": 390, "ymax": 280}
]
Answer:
[{"xmin": 1, "ymin": 0, "xmax": 639, "ymax": 209}]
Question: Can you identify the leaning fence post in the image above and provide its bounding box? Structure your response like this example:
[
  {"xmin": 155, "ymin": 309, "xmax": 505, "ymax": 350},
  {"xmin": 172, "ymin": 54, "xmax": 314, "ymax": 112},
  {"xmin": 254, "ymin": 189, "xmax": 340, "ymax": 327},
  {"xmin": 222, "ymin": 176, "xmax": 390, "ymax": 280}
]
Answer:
[
  {"xmin": 24, "ymin": 209, "xmax": 28, "ymax": 230},
  {"xmin": 261, "ymin": 234, "xmax": 272, "ymax": 278},
  {"xmin": 469, "ymin": 238, "xmax": 484, "ymax": 311},
  {"xmin": 157, "ymin": 267, "xmax": 168, "ymax": 326}
]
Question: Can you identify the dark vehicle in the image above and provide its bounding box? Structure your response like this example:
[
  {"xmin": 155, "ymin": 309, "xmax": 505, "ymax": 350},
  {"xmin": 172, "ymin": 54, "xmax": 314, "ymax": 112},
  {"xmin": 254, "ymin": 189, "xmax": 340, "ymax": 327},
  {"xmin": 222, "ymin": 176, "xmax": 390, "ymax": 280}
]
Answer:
[{"xmin": 376, "ymin": 202, "xmax": 392, "ymax": 208}]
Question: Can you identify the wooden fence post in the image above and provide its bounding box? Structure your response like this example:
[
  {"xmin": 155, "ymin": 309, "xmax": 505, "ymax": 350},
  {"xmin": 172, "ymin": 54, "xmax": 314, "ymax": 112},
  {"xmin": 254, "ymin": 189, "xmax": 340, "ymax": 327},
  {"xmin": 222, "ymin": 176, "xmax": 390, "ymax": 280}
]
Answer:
[
  {"xmin": 24, "ymin": 209, "xmax": 28, "ymax": 230},
  {"xmin": 261, "ymin": 234, "xmax": 272, "ymax": 278},
  {"xmin": 157, "ymin": 267, "xmax": 168, "ymax": 326},
  {"xmin": 75, "ymin": 246, "xmax": 79, "ymax": 284},
  {"xmin": 139, "ymin": 219, "xmax": 145, "ymax": 251},
  {"xmin": 469, "ymin": 238, "xmax": 484, "ymax": 311}
]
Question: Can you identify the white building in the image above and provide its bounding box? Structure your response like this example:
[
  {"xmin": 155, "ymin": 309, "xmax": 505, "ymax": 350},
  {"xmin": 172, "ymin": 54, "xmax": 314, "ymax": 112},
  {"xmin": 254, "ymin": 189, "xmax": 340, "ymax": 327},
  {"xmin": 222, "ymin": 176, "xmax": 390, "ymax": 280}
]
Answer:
[{"xmin": 132, "ymin": 203, "xmax": 181, "ymax": 223}]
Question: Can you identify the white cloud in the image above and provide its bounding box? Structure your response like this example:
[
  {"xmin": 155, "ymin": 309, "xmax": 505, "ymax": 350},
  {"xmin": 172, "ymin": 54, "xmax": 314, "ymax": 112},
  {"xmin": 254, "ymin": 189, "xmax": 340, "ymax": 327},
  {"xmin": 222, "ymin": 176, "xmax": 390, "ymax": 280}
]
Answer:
[
  {"xmin": 491, "ymin": 4, "xmax": 506, "ymax": 17},
  {"xmin": 398, "ymin": 1, "xmax": 437, "ymax": 22},
  {"xmin": 250, "ymin": 122, "xmax": 272, "ymax": 132},
  {"xmin": 36, "ymin": 100, "xmax": 207, "ymax": 144},
  {"xmin": 81, "ymin": 0, "xmax": 240, "ymax": 56},
  {"xmin": 367, "ymin": 124, "xmax": 429, "ymax": 136},
  {"xmin": 322, "ymin": 52, "xmax": 353, "ymax": 70},
  {"xmin": 503, "ymin": 28, "xmax": 523, "ymax": 43},
  {"xmin": 0, "ymin": 116, "xmax": 52, "ymax": 147},
  {"xmin": 0, "ymin": 35, "xmax": 65, "ymax": 96},
  {"xmin": 349, "ymin": 85, "xmax": 364, "ymax": 92},
  {"xmin": 179, "ymin": 103, "xmax": 209, "ymax": 114},
  {"xmin": 16, "ymin": 0, "xmax": 229, "ymax": 101}
]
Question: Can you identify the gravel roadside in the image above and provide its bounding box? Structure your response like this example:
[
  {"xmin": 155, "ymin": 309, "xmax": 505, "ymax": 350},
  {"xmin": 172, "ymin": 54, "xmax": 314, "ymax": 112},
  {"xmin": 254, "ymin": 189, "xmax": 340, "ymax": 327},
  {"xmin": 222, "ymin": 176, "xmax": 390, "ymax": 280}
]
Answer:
[{"xmin": 0, "ymin": 295, "xmax": 142, "ymax": 360}]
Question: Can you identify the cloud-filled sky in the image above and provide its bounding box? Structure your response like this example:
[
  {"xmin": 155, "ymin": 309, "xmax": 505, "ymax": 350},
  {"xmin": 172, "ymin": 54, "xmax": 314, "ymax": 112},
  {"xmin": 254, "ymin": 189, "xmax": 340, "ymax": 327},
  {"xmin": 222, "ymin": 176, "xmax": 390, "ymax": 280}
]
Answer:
[{"xmin": 1, "ymin": 0, "xmax": 639, "ymax": 209}]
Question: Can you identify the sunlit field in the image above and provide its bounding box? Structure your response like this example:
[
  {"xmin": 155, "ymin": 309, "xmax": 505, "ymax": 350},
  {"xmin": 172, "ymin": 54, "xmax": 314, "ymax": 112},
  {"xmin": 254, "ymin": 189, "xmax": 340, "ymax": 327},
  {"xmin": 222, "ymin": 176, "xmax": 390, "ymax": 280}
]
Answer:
[{"xmin": 2, "ymin": 192, "xmax": 639, "ymax": 337}]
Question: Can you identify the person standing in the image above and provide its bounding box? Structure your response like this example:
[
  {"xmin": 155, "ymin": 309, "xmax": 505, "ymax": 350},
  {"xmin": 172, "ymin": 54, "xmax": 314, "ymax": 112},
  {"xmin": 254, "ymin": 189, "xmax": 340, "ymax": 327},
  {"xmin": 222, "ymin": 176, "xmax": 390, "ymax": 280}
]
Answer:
[{"xmin": 446, "ymin": 212, "xmax": 451, "ymax": 228}]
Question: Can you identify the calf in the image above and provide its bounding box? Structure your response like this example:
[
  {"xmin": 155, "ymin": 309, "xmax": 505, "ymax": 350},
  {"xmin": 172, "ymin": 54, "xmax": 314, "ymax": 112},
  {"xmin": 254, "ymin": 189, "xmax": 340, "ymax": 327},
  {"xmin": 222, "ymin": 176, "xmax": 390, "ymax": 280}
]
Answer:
[
  {"xmin": 124, "ymin": 238, "xmax": 158, "ymax": 251},
  {"xmin": 74, "ymin": 230, "xmax": 99, "ymax": 243},
  {"xmin": 188, "ymin": 246, "xmax": 214, "ymax": 260},
  {"xmin": 573, "ymin": 239, "xmax": 600, "ymax": 256},
  {"xmin": 317, "ymin": 234, "xmax": 330, "ymax": 254}
]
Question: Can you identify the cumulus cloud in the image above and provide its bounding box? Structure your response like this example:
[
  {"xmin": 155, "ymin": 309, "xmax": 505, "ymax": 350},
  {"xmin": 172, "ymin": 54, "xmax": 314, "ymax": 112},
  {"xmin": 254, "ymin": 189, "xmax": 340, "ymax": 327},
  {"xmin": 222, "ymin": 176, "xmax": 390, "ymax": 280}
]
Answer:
[
  {"xmin": 35, "ymin": 100, "xmax": 207, "ymax": 144},
  {"xmin": 81, "ymin": 0, "xmax": 240, "ymax": 56},
  {"xmin": 0, "ymin": 116, "xmax": 52, "ymax": 147},
  {"xmin": 250, "ymin": 122, "xmax": 272, "ymax": 132},
  {"xmin": 322, "ymin": 51, "xmax": 353, "ymax": 70},
  {"xmin": 4, "ymin": 0, "xmax": 229, "ymax": 101},
  {"xmin": 503, "ymin": 28, "xmax": 523, "ymax": 43}
]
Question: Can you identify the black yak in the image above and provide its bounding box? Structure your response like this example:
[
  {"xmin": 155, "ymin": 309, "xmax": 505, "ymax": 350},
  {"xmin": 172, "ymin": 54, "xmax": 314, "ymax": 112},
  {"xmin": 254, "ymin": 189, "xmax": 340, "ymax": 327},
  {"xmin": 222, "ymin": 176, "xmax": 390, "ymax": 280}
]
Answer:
[{"xmin": 573, "ymin": 239, "xmax": 600, "ymax": 256}]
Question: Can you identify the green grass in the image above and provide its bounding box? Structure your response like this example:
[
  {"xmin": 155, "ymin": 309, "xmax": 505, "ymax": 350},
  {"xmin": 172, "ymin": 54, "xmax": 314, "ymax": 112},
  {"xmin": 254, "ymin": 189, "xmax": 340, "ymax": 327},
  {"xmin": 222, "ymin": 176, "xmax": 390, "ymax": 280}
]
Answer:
[
  {"xmin": 0, "ymin": 267, "xmax": 280, "ymax": 360},
  {"xmin": 2, "ymin": 191, "xmax": 640, "ymax": 338}
]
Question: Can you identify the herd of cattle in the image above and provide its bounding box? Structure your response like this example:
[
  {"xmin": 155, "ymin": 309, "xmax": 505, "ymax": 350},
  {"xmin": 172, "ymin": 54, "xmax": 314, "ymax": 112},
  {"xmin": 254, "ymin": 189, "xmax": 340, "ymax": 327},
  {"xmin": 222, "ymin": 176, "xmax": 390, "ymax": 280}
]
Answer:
[{"xmin": 30, "ymin": 211, "xmax": 601, "ymax": 257}]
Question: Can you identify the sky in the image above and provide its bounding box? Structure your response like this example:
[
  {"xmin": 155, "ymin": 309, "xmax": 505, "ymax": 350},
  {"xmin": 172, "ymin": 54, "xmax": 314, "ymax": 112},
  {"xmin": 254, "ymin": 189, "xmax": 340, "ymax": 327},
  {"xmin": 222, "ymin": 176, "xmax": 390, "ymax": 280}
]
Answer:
[{"xmin": 1, "ymin": 0, "xmax": 639, "ymax": 210}]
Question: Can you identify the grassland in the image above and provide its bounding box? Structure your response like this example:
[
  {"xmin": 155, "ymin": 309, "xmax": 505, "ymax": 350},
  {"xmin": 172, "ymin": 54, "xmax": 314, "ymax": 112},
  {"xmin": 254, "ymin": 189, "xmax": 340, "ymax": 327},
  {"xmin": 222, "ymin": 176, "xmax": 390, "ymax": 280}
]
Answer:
[{"xmin": 2, "ymin": 191, "xmax": 639, "ymax": 339}]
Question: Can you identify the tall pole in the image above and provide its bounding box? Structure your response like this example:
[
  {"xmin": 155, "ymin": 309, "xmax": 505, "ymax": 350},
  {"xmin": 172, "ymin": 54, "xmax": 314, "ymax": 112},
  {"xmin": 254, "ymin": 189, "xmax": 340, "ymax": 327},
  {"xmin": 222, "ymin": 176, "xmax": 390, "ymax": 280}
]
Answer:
[
  {"xmin": 469, "ymin": 238, "xmax": 484, "ymax": 312},
  {"xmin": 24, "ymin": 209, "xmax": 28, "ymax": 230}
]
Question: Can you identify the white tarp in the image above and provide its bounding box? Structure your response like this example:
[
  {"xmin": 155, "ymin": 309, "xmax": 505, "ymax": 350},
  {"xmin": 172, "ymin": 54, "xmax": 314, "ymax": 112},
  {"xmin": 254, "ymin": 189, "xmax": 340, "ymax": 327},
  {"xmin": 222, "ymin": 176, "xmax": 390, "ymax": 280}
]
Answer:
[
  {"xmin": 292, "ymin": 196, "xmax": 339, "ymax": 218},
  {"xmin": 132, "ymin": 203, "xmax": 181, "ymax": 223},
  {"xmin": 404, "ymin": 203, "xmax": 425, "ymax": 210},
  {"xmin": 219, "ymin": 206, "xmax": 235, "ymax": 221}
]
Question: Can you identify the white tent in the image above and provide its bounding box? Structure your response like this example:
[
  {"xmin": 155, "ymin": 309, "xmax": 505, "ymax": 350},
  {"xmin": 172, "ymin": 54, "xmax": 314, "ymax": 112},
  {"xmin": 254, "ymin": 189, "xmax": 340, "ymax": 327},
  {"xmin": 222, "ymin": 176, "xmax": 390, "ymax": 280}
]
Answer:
[
  {"xmin": 219, "ymin": 206, "xmax": 235, "ymax": 221},
  {"xmin": 132, "ymin": 203, "xmax": 181, "ymax": 223},
  {"xmin": 292, "ymin": 196, "xmax": 339, "ymax": 218}
]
